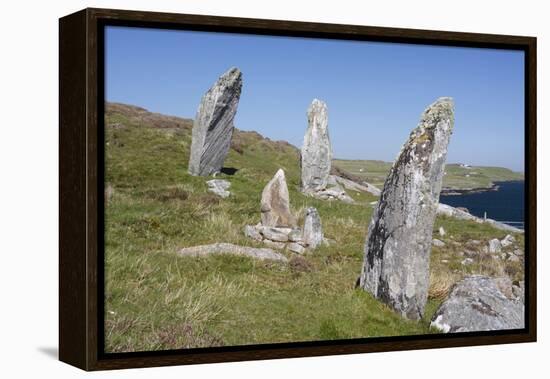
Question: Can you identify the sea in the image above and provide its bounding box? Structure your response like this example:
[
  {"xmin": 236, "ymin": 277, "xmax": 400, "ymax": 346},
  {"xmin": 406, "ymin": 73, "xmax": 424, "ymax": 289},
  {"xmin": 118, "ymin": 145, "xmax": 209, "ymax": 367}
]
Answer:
[{"xmin": 439, "ymin": 181, "xmax": 525, "ymax": 230}]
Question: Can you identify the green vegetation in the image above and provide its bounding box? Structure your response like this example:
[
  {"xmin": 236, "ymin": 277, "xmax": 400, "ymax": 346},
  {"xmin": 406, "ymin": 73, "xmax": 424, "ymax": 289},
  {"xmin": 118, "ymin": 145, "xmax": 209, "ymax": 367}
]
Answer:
[
  {"xmin": 104, "ymin": 103, "xmax": 523, "ymax": 353},
  {"xmin": 334, "ymin": 159, "xmax": 524, "ymax": 190}
]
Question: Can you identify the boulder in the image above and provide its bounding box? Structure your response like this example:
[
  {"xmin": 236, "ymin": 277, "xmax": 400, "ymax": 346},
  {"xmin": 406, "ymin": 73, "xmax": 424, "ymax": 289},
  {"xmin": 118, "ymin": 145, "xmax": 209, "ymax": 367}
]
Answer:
[
  {"xmin": 430, "ymin": 276, "xmax": 524, "ymax": 333},
  {"xmin": 206, "ymin": 179, "xmax": 231, "ymax": 198},
  {"xmin": 359, "ymin": 97, "xmax": 454, "ymax": 320},
  {"xmin": 439, "ymin": 227, "xmax": 446, "ymax": 237},
  {"xmin": 433, "ymin": 239, "xmax": 445, "ymax": 247},
  {"xmin": 302, "ymin": 207, "xmax": 323, "ymax": 249},
  {"xmin": 488, "ymin": 238, "xmax": 502, "ymax": 254},
  {"xmin": 287, "ymin": 242, "xmax": 306, "ymax": 254},
  {"xmin": 260, "ymin": 169, "xmax": 297, "ymax": 227},
  {"xmin": 188, "ymin": 67, "xmax": 243, "ymax": 176},
  {"xmin": 301, "ymin": 99, "xmax": 332, "ymax": 193},
  {"xmin": 259, "ymin": 226, "xmax": 292, "ymax": 242},
  {"xmin": 501, "ymin": 234, "xmax": 516, "ymax": 247},
  {"xmin": 288, "ymin": 229, "xmax": 303, "ymax": 243},
  {"xmin": 244, "ymin": 224, "xmax": 262, "ymax": 241}
]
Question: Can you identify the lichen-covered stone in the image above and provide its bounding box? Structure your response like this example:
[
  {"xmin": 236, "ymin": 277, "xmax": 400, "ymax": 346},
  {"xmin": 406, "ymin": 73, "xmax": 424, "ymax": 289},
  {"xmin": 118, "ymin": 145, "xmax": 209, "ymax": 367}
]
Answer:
[
  {"xmin": 430, "ymin": 276, "xmax": 524, "ymax": 333},
  {"xmin": 301, "ymin": 99, "xmax": 332, "ymax": 193},
  {"xmin": 302, "ymin": 207, "xmax": 323, "ymax": 249},
  {"xmin": 260, "ymin": 169, "xmax": 297, "ymax": 227},
  {"xmin": 359, "ymin": 97, "xmax": 454, "ymax": 320},
  {"xmin": 206, "ymin": 179, "xmax": 231, "ymax": 198},
  {"xmin": 188, "ymin": 67, "xmax": 242, "ymax": 176}
]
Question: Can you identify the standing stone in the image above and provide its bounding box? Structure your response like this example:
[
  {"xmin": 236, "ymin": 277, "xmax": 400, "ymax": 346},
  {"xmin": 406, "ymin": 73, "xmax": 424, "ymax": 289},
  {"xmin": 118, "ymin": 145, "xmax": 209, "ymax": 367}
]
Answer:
[
  {"xmin": 302, "ymin": 207, "xmax": 323, "ymax": 249},
  {"xmin": 301, "ymin": 99, "xmax": 332, "ymax": 193},
  {"xmin": 359, "ymin": 97, "xmax": 454, "ymax": 320},
  {"xmin": 188, "ymin": 67, "xmax": 243, "ymax": 176},
  {"xmin": 260, "ymin": 169, "xmax": 297, "ymax": 228}
]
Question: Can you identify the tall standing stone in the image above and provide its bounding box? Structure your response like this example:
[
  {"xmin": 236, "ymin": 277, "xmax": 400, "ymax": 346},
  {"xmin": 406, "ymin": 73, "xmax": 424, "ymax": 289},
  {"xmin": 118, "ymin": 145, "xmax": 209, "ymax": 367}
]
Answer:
[
  {"xmin": 188, "ymin": 67, "xmax": 243, "ymax": 176},
  {"xmin": 359, "ymin": 97, "xmax": 454, "ymax": 320},
  {"xmin": 301, "ymin": 99, "xmax": 332, "ymax": 193},
  {"xmin": 260, "ymin": 169, "xmax": 297, "ymax": 228}
]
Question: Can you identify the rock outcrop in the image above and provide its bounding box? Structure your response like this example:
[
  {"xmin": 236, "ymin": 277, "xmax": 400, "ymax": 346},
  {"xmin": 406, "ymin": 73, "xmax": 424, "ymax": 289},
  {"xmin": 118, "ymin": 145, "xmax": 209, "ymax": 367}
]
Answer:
[
  {"xmin": 430, "ymin": 276, "xmax": 524, "ymax": 333},
  {"xmin": 437, "ymin": 203, "xmax": 523, "ymax": 233},
  {"xmin": 260, "ymin": 169, "xmax": 297, "ymax": 228},
  {"xmin": 359, "ymin": 97, "xmax": 455, "ymax": 320},
  {"xmin": 178, "ymin": 243, "xmax": 287, "ymax": 262},
  {"xmin": 302, "ymin": 207, "xmax": 323, "ymax": 249},
  {"xmin": 206, "ymin": 179, "xmax": 231, "ymax": 198},
  {"xmin": 188, "ymin": 67, "xmax": 243, "ymax": 176}
]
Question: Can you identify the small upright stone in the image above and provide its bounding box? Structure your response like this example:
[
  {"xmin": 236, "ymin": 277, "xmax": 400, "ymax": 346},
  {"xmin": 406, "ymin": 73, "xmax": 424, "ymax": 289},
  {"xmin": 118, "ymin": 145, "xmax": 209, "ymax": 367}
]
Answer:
[
  {"xmin": 188, "ymin": 67, "xmax": 243, "ymax": 176},
  {"xmin": 302, "ymin": 207, "xmax": 323, "ymax": 249},
  {"xmin": 301, "ymin": 99, "xmax": 332, "ymax": 193},
  {"xmin": 260, "ymin": 169, "xmax": 297, "ymax": 228},
  {"xmin": 359, "ymin": 97, "xmax": 454, "ymax": 320}
]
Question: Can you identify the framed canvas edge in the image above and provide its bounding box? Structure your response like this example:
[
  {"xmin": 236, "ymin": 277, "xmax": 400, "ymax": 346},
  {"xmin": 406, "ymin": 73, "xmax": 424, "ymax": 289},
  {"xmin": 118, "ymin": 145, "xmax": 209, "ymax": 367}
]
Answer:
[{"xmin": 58, "ymin": 7, "xmax": 537, "ymax": 371}]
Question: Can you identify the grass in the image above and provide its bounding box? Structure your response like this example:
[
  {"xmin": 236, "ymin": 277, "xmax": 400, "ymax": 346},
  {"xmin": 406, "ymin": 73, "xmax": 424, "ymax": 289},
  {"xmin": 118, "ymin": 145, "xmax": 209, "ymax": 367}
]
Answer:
[
  {"xmin": 334, "ymin": 159, "xmax": 524, "ymax": 190},
  {"xmin": 104, "ymin": 103, "xmax": 524, "ymax": 352}
]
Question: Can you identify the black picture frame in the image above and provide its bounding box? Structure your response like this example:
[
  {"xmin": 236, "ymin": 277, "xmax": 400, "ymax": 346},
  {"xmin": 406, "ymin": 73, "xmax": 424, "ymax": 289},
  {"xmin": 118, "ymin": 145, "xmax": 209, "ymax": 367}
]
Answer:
[{"xmin": 59, "ymin": 7, "xmax": 537, "ymax": 371}]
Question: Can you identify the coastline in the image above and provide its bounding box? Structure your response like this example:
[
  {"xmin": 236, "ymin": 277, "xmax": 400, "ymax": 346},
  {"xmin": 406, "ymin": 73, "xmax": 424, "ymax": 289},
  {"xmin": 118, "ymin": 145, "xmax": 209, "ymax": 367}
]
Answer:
[{"xmin": 441, "ymin": 179, "xmax": 524, "ymax": 196}]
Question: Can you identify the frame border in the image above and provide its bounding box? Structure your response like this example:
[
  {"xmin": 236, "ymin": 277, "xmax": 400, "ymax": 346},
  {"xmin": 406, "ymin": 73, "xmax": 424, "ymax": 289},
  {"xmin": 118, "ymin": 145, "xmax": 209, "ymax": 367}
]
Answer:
[{"xmin": 59, "ymin": 7, "xmax": 537, "ymax": 371}]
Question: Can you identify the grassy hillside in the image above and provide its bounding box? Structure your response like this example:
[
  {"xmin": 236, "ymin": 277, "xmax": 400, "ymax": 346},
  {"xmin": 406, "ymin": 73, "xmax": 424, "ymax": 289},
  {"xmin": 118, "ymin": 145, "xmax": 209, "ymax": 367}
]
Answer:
[
  {"xmin": 104, "ymin": 103, "xmax": 524, "ymax": 353},
  {"xmin": 334, "ymin": 159, "xmax": 524, "ymax": 190}
]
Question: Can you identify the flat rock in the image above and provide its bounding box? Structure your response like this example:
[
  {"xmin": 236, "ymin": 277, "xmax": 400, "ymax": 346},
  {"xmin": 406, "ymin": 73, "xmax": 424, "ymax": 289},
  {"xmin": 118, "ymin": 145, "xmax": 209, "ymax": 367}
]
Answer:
[
  {"xmin": 188, "ymin": 67, "xmax": 243, "ymax": 176},
  {"xmin": 206, "ymin": 179, "xmax": 231, "ymax": 198},
  {"xmin": 262, "ymin": 239, "xmax": 286, "ymax": 250},
  {"xmin": 302, "ymin": 207, "xmax": 323, "ymax": 249},
  {"xmin": 430, "ymin": 276, "xmax": 524, "ymax": 333},
  {"xmin": 288, "ymin": 228, "xmax": 303, "ymax": 243},
  {"xmin": 359, "ymin": 97, "xmax": 454, "ymax": 320},
  {"xmin": 260, "ymin": 169, "xmax": 297, "ymax": 227},
  {"xmin": 258, "ymin": 226, "xmax": 292, "ymax": 242},
  {"xmin": 301, "ymin": 99, "xmax": 332, "ymax": 193},
  {"xmin": 287, "ymin": 242, "xmax": 306, "ymax": 254},
  {"xmin": 177, "ymin": 242, "xmax": 287, "ymax": 262}
]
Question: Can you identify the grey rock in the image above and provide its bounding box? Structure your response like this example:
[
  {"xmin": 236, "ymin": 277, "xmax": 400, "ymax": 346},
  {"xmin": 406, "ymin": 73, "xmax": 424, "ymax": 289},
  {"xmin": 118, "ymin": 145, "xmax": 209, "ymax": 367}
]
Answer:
[
  {"xmin": 177, "ymin": 242, "xmax": 287, "ymax": 262},
  {"xmin": 105, "ymin": 183, "xmax": 115, "ymax": 202},
  {"xmin": 262, "ymin": 239, "xmax": 286, "ymax": 250},
  {"xmin": 461, "ymin": 257, "xmax": 474, "ymax": 266},
  {"xmin": 206, "ymin": 179, "xmax": 231, "ymax": 198},
  {"xmin": 302, "ymin": 207, "xmax": 323, "ymax": 249},
  {"xmin": 488, "ymin": 239, "xmax": 502, "ymax": 254},
  {"xmin": 501, "ymin": 234, "xmax": 516, "ymax": 247},
  {"xmin": 513, "ymin": 249, "xmax": 524, "ymax": 256},
  {"xmin": 430, "ymin": 276, "xmax": 524, "ymax": 333},
  {"xmin": 359, "ymin": 97, "xmax": 454, "ymax": 320},
  {"xmin": 188, "ymin": 67, "xmax": 243, "ymax": 176},
  {"xmin": 260, "ymin": 169, "xmax": 297, "ymax": 227},
  {"xmin": 439, "ymin": 227, "xmax": 446, "ymax": 237},
  {"xmin": 301, "ymin": 99, "xmax": 332, "ymax": 194},
  {"xmin": 288, "ymin": 228, "xmax": 303, "ymax": 243},
  {"xmin": 433, "ymin": 239, "xmax": 445, "ymax": 247},
  {"xmin": 244, "ymin": 225, "xmax": 262, "ymax": 241},
  {"xmin": 316, "ymin": 184, "xmax": 355, "ymax": 203},
  {"xmin": 508, "ymin": 254, "xmax": 520, "ymax": 262},
  {"xmin": 259, "ymin": 226, "xmax": 292, "ymax": 242},
  {"xmin": 329, "ymin": 175, "xmax": 381, "ymax": 196},
  {"xmin": 287, "ymin": 242, "xmax": 306, "ymax": 254}
]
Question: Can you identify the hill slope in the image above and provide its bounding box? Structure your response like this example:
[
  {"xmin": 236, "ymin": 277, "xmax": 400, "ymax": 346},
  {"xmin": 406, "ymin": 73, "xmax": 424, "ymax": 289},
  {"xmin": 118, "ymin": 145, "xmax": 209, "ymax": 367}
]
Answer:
[
  {"xmin": 104, "ymin": 103, "xmax": 523, "ymax": 352},
  {"xmin": 333, "ymin": 159, "xmax": 524, "ymax": 191}
]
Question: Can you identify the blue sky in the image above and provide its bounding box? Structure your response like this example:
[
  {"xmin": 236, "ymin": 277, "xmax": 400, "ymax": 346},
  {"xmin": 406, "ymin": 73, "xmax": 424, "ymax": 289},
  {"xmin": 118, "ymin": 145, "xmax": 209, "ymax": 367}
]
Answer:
[{"xmin": 105, "ymin": 26, "xmax": 525, "ymax": 171}]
